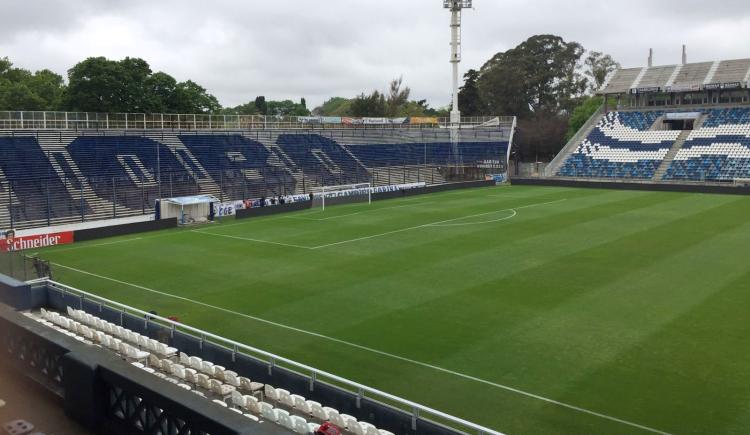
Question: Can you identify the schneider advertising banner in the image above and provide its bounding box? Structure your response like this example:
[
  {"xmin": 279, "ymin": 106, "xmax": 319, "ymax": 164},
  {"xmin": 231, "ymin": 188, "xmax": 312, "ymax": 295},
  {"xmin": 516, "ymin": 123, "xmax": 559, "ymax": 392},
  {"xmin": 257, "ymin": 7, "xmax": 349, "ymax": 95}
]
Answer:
[{"xmin": 1, "ymin": 230, "xmax": 74, "ymax": 252}]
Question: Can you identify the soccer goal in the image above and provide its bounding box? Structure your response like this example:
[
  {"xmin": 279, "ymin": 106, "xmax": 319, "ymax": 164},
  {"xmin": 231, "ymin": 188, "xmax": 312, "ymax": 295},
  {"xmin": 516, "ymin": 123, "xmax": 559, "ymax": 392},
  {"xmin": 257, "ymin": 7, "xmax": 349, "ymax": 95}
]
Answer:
[
  {"xmin": 313, "ymin": 183, "xmax": 372, "ymax": 211},
  {"xmin": 157, "ymin": 195, "xmax": 218, "ymax": 225}
]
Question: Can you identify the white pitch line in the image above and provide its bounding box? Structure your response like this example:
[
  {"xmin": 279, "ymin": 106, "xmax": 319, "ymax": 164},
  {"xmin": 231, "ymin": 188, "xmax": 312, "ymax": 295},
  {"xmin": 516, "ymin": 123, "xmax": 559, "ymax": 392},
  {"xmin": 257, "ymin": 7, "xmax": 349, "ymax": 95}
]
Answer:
[
  {"xmin": 50, "ymin": 262, "xmax": 671, "ymax": 435},
  {"xmin": 311, "ymin": 198, "xmax": 568, "ymax": 250},
  {"xmin": 428, "ymin": 209, "xmax": 518, "ymax": 227},
  {"xmin": 190, "ymin": 230, "xmax": 314, "ymax": 250},
  {"xmin": 287, "ymin": 201, "xmax": 440, "ymax": 222}
]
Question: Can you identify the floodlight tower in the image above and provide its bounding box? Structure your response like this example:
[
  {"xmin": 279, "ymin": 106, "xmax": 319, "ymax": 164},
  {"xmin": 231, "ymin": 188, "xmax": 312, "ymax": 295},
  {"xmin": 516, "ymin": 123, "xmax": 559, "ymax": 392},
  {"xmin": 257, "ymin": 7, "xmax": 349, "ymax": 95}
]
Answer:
[
  {"xmin": 444, "ymin": 0, "xmax": 472, "ymax": 171},
  {"xmin": 444, "ymin": 0, "xmax": 472, "ymax": 125}
]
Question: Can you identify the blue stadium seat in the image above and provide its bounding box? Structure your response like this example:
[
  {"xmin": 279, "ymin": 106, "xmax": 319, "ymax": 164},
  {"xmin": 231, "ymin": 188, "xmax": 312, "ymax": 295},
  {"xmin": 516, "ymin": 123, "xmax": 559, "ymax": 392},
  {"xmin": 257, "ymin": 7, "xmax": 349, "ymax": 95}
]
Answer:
[
  {"xmin": 68, "ymin": 136, "xmax": 198, "ymax": 210},
  {"xmin": 0, "ymin": 136, "xmax": 82, "ymax": 223},
  {"xmin": 557, "ymin": 111, "xmax": 678, "ymax": 180},
  {"xmin": 663, "ymin": 108, "xmax": 750, "ymax": 182}
]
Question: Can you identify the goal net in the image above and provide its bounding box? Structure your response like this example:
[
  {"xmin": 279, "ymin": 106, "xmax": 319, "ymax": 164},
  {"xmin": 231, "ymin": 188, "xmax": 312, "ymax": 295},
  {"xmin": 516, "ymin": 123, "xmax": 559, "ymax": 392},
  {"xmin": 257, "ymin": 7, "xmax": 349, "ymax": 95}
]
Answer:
[
  {"xmin": 157, "ymin": 195, "xmax": 218, "ymax": 225},
  {"xmin": 312, "ymin": 183, "xmax": 372, "ymax": 211}
]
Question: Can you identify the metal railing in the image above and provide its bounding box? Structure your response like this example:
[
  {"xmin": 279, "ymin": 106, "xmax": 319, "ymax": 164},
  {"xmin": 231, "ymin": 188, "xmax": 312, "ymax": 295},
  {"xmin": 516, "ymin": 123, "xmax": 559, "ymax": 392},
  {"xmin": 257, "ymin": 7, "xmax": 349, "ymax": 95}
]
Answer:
[
  {"xmin": 0, "ymin": 111, "xmax": 514, "ymax": 131},
  {"xmin": 45, "ymin": 279, "xmax": 504, "ymax": 435},
  {"xmin": 0, "ymin": 250, "xmax": 51, "ymax": 281}
]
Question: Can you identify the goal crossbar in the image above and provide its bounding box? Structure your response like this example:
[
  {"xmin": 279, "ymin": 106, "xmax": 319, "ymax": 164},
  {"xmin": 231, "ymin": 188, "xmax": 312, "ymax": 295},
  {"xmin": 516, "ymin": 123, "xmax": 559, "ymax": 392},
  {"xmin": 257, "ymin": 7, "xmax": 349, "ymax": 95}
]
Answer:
[{"xmin": 316, "ymin": 183, "xmax": 372, "ymax": 211}]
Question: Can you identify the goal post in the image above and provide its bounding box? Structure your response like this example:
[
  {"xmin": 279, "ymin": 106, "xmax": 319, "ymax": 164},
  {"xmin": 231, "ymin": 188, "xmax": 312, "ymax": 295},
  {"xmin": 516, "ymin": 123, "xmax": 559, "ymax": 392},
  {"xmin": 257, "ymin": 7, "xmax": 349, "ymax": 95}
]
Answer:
[{"xmin": 315, "ymin": 183, "xmax": 372, "ymax": 211}]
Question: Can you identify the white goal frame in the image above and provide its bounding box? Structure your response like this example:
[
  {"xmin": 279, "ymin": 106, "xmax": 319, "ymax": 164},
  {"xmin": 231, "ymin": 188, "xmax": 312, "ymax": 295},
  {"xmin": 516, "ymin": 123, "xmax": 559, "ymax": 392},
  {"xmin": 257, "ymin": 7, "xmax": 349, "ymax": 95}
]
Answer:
[
  {"xmin": 318, "ymin": 183, "xmax": 372, "ymax": 211},
  {"xmin": 159, "ymin": 195, "xmax": 218, "ymax": 225}
]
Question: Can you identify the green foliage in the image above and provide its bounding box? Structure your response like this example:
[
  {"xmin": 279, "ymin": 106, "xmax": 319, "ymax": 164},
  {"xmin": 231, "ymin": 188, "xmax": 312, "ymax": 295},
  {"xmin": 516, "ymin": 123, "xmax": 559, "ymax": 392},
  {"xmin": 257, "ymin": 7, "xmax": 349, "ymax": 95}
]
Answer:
[
  {"xmin": 0, "ymin": 57, "xmax": 65, "ymax": 110},
  {"xmin": 584, "ymin": 51, "xmax": 620, "ymax": 93},
  {"xmin": 219, "ymin": 101, "xmax": 259, "ymax": 115},
  {"xmin": 254, "ymin": 96, "xmax": 267, "ymax": 115},
  {"xmin": 313, "ymin": 97, "xmax": 352, "ymax": 116},
  {"xmin": 565, "ymin": 96, "xmax": 604, "ymax": 142},
  {"xmin": 349, "ymin": 91, "xmax": 386, "ymax": 117},
  {"xmin": 65, "ymin": 57, "xmax": 219, "ymax": 113},
  {"xmin": 168, "ymin": 80, "xmax": 220, "ymax": 113},
  {"xmin": 458, "ymin": 69, "xmax": 483, "ymax": 116},
  {"xmin": 266, "ymin": 99, "xmax": 310, "ymax": 117},
  {"xmin": 348, "ymin": 77, "xmax": 444, "ymax": 117},
  {"xmin": 479, "ymin": 34, "xmax": 587, "ymax": 117}
]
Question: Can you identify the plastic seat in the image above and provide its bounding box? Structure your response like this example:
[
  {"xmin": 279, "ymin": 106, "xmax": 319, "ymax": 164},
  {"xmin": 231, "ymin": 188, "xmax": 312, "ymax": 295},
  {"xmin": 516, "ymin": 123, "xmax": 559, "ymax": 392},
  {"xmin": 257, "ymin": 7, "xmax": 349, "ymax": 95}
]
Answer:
[
  {"xmin": 264, "ymin": 385, "xmax": 279, "ymax": 402},
  {"xmin": 308, "ymin": 401, "xmax": 327, "ymax": 420},
  {"xmin": 245, "ymin": 395, "xmax": 261, "ymax": 414},
  {"xmin": 239, "ymin": 377, "xmax": 264, "ymax": 395},
  {"xmin": 260, "ymin": 402, "xmax": 277, "ymax": 422},
  {"xmin": 291, "ymin": 416, "xmax": 309, "ymax": 434},
  {"xmin": 277, "ymin": 388, "xmax": 295, "ymax": 408},
  {"xmin": 230, "ymin": 390, "xmax": 246, "ymax": 408},
  {"xmin": 292, "ymin": 394, "xmax": 310, "ymax": 414},
  {"xmin": 210, "ymin": 379, "xmax": 236, "ymax": 398},
  {"xmin": 276, "ymin": 409, "xmax": 294, "ymax": 430},
  {"xmin": 196, "ymin": 374, "xmax": 211, "ymax": 390}
]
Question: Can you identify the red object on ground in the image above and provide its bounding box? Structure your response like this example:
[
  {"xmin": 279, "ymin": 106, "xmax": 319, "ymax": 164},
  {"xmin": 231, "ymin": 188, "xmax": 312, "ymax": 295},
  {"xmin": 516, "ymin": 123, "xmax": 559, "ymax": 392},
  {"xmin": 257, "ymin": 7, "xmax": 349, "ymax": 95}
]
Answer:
[
  {"xmin": 315, "ymin": 422, "xmax": 342, "ymax": 435},
  {"xmin": 167, "ymin": 316, "xmax": 180, "ymax": 322}
]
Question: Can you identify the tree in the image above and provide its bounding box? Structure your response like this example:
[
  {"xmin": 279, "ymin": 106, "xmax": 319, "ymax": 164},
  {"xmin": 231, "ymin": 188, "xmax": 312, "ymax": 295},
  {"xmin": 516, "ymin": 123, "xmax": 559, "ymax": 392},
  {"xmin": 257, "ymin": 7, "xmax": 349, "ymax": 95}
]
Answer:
[
  {"xmin": 168, "ymin": 80, "xmax": 220, "ymax": 113},
  {"xmin": 349, "ymin": 91, "xmax": 386, "ymax": 117},
  {"xmin": 386, "ymin": 77, "xmax": 410, "ymax": 117},
  {"xmin": 66, "ymin": 57, "xmax": 146, "ymax": 112},
  {"xmin": 0, "ymin": 57, "xmax": 65, "ymax": 110},
  {"xmin": 254, "ymin": 96, "xmax": 267, "ymax": 115},
  {"xmin": 265, "ymin": 99, "xmax": 310, "ymax": 117},
  {"xmin": 584, "ymin": 51, "xmax": 620, "ymax": 94},
  {"xmin": 220, "ymin": 101, "xmax": 259, "ymax": 115},
  {"xmin": 313, "ymin": 97, "xmax": 352, "ymax": 116},
  {"xmin": 515, "ymin": 111, "xmax": 570, "ymax": 162},
  {"xmin": 458, "ymin": 69, "xmax": 484, "ymax": 116},
  {"xmin": 479, "ymin": 34, "xmax": 587, "ymax": 116},
  {"xmin": 143, "ymin": 71, "xmax": 178, "ymax": 113},
  {"xmin": 65, "ymin": 57, "xmax": 219, "ymax": 113}
]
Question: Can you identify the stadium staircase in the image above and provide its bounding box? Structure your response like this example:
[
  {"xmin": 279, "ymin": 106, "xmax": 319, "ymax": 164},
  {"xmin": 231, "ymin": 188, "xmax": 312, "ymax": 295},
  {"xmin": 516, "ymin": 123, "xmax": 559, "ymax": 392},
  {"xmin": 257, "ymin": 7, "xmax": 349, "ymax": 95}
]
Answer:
[
  {"xmin": 144, "ymin": 133, "xmax": 222, "ymax": 198},
  {"xmin": 545, "ymin": 105, "xmax": 604, "ymax": 176},
  {"xmin": 36, "ymin": 132, "xmax": 124, "ymax": 223},
  {"xmin": 652, "ymin": 130, "xmax": 691, "ymax": 180}
]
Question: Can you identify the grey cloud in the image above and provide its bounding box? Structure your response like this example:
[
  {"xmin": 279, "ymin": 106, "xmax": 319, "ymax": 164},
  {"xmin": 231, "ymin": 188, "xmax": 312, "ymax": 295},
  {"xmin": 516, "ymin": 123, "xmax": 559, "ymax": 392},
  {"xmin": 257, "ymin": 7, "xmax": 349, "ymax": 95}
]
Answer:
[{"xmin": 0, "ymin": 0, "xmax": 748, "ymax": 109}]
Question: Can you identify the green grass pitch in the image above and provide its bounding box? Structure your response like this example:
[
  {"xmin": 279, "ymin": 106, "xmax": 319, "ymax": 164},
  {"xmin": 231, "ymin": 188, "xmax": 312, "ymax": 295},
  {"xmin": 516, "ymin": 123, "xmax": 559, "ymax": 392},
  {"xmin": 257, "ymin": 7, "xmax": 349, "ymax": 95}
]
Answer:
[{"xmin": 36, "ymin": 185, "xmax": 750, "ymax": 435}]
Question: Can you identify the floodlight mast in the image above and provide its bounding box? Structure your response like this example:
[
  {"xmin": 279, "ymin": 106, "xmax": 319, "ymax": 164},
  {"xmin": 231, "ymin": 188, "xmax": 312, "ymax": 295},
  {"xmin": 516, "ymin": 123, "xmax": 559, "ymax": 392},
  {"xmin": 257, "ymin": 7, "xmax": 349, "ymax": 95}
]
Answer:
[{"xmin": 444, "ymin": 0, "xmax": 472, "ymax": 124}]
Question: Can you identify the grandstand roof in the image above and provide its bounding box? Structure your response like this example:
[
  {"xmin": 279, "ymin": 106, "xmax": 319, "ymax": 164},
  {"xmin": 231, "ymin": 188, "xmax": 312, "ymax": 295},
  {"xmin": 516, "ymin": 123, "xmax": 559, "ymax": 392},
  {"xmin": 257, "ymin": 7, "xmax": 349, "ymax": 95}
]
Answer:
[{"xmin": 599, "ymin": 58, "xmax": 750, "ymax": 95}]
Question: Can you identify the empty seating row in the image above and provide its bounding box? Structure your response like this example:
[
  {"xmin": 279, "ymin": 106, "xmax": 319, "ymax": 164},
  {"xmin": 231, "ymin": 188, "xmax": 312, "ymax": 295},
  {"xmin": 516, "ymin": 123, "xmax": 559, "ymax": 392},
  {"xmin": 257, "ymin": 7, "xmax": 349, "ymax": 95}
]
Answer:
[
  {"xmin": 31, "ymin": 307, "xmax": 394, "ymax": 435},
  {"xmin": 664, "ymin": 108, "xmax": 750, "ymax": 181}
]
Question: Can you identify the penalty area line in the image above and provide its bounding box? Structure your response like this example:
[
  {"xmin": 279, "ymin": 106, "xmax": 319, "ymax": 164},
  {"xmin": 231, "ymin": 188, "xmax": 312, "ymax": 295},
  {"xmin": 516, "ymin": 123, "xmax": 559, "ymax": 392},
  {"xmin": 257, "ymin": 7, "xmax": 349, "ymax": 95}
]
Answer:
[
  {"xmin": 190, "ymin": 230, "xmax": 314, "ymax": 250},
  {"xmin": 50, "ymin": 262, "xmax": 671, "ymax": 435}
]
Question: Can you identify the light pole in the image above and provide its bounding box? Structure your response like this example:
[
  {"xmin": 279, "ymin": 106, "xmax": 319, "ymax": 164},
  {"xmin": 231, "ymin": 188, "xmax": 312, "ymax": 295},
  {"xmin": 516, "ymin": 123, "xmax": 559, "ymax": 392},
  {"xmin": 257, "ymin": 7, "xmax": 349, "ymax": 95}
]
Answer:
[
  {"xmin": 443, "ymin": 0, "xmax": 473, "ymax": 173},
  {"xmin": 443, "ymin": 0, "xmax": 472, "ymax": 124}
]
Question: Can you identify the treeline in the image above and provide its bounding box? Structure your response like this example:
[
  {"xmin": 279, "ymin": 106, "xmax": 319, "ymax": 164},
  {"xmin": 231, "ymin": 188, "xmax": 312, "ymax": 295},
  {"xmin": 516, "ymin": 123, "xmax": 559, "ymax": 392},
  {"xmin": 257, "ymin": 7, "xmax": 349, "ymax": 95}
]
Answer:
[
  {"xmin": 0, "ymin": 56, "xmax": 312, "ymax": 117},
  {"xmin": 0, "ymin": 56, "xmax": 220, "ymax": 113}
]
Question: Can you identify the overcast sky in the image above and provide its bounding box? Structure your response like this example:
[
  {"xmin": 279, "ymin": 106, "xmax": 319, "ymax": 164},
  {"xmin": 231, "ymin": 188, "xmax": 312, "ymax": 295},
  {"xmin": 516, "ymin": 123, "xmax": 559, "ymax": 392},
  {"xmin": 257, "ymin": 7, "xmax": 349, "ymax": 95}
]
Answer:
[{"xmin": 2, "ymin": 0, "xmax": 749, "ymax": 109}]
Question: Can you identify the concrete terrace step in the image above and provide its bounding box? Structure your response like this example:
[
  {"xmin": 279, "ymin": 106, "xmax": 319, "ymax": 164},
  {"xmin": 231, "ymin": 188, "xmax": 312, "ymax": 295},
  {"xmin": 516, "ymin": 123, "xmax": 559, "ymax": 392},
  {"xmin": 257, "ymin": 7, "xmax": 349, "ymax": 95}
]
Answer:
[{"xmin": 653, "ymin": 130, "xmax": 692, "ymax": 180}]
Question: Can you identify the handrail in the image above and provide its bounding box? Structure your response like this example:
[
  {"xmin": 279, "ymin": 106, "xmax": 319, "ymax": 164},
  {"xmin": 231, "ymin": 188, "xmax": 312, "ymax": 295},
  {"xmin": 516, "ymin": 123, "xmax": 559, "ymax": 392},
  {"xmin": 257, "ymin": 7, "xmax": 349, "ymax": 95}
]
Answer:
[
  {"xmin": 0, "ymin": 111, "xmax": 514, "ymax": 131},
  {"xmin": 43, "ymin": 279, "xmax": 504, "ymax": 435}
]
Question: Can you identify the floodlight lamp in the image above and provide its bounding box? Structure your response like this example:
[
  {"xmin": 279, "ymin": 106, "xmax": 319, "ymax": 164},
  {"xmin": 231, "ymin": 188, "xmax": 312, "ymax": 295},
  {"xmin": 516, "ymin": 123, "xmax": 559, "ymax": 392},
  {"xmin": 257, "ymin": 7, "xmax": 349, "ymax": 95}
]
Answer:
[{"xmin": 443, "ymin": 0, "xmax": 472, "ymax": 10}]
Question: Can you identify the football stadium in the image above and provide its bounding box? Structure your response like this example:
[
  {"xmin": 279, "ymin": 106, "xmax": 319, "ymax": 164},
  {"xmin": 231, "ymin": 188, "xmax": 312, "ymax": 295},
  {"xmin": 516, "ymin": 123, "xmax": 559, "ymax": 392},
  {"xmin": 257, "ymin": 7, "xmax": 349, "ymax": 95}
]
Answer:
[{"xmin": 1, "ymin": 2, "xmax": 750, "ymax": 435}]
